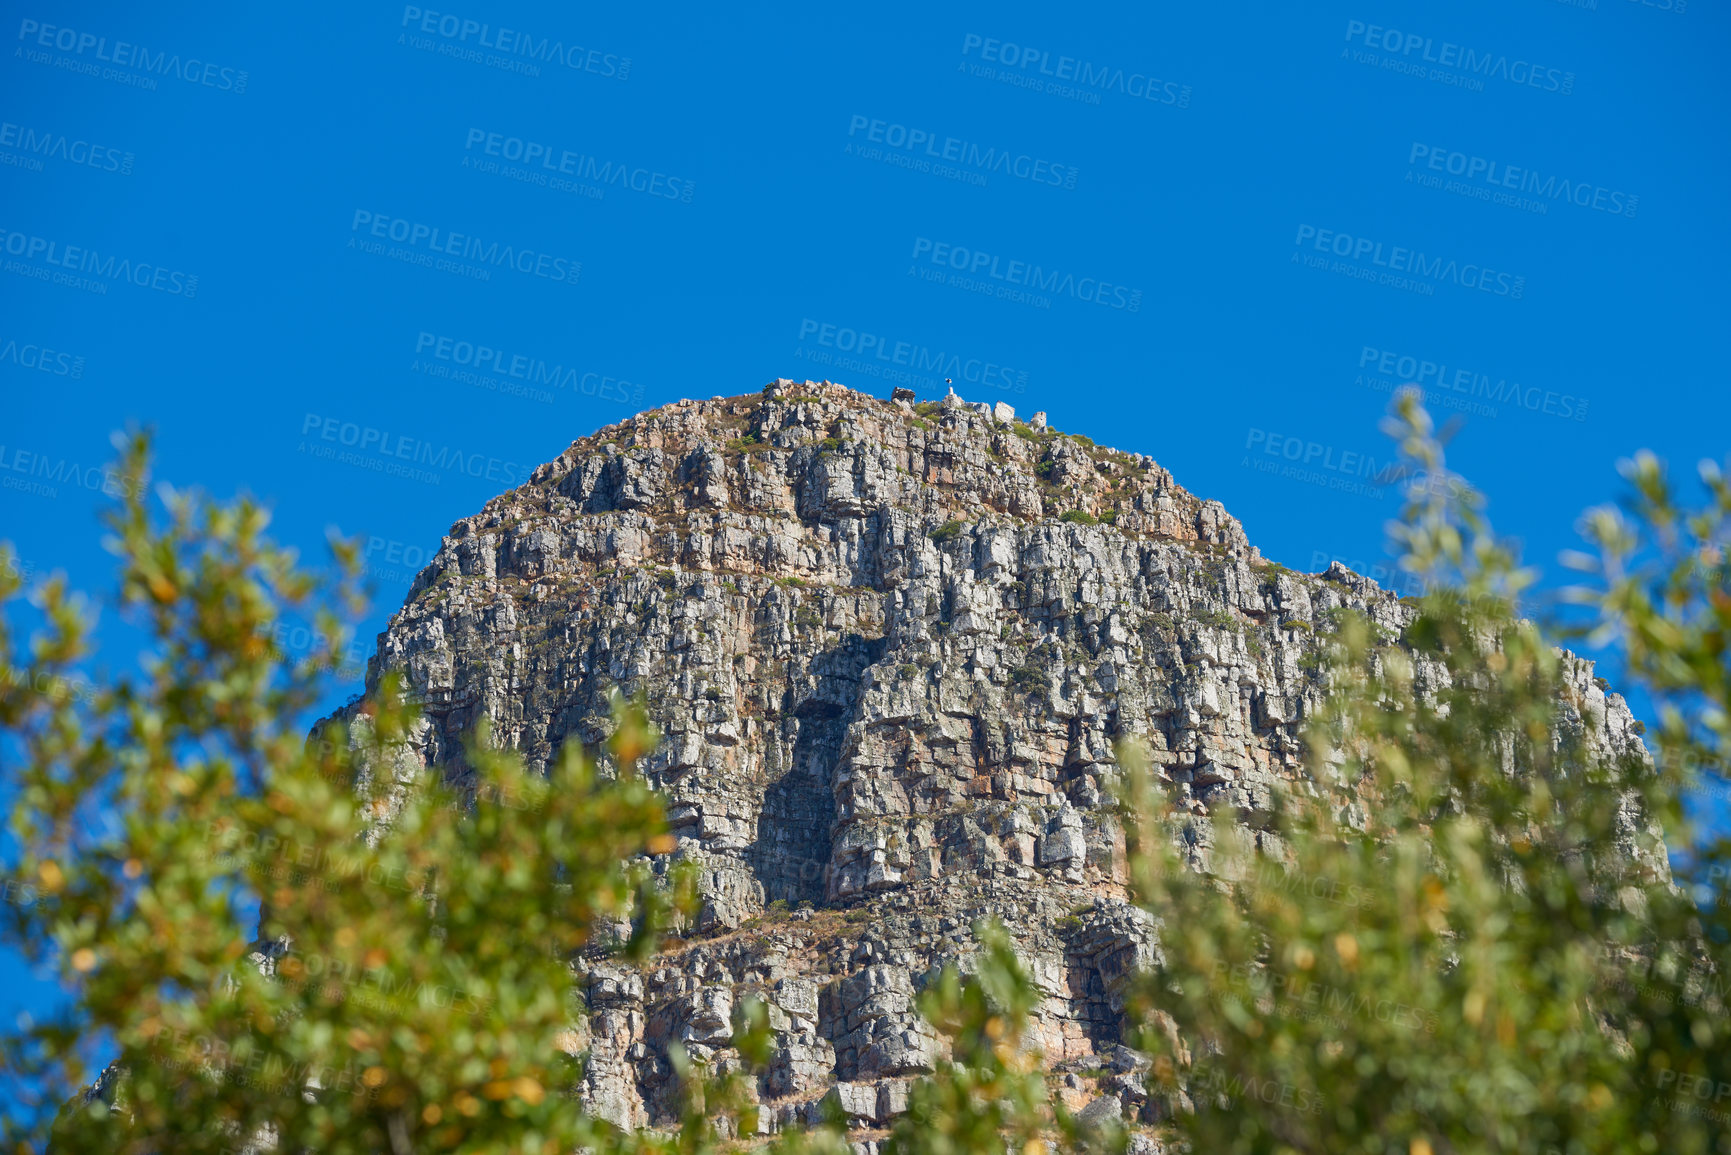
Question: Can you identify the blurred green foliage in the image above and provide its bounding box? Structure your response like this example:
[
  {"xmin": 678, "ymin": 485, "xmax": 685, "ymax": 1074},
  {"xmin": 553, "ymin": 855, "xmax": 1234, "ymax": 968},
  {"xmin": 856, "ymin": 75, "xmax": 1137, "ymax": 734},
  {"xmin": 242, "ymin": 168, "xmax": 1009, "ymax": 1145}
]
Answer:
[
  {"xmin": 884, "ymin": 921, "xmax": 1118, "ymax": 1155},
  {"xmin": 0, "ymin": 435, "xmax": 712, "ymax": 1153},
  {"xmin": 1120, "ymin": 396, "xmax": 1731, "ymax": 1154},
  {"xmin": 3, "ymin": 398, "xmax": 1730, "ymax": 1154}
]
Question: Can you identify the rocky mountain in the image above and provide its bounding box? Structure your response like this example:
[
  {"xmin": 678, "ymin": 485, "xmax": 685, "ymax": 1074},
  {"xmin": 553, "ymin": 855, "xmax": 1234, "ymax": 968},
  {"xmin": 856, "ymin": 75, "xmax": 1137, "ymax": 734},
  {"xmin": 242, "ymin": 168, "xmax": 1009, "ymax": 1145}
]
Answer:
[{"xmin": 317, "ymin": 379, "xmax": 1648, "ymax": 1142}]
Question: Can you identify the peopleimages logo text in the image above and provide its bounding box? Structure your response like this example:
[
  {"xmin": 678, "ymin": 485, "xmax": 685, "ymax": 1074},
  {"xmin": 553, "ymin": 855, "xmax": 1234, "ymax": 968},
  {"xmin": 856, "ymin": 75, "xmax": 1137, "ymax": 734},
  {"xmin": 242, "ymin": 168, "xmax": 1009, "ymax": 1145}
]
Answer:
[
  {"xmin": 911, "ymin": 238, "xmax": 1141, "ymax": 311},
  {"xmin": 0, "ymin": 121, "xmax": 132, "ymax": 174},
  {"xmin": 298, "ymin": 414, "xmax": 531, "ymax": 488},
  {"xmin": 463, "ymin": 130, "xmax": 693, "ymax": 202},
  {"xmin": 414, "ymin": 332, "xmax": 643, "ymax": 405},
  {"xmin": 960, "ymin": 34, "xmax": 1191, "ymax": 107},
  {"xmin": 1408, "ymin": 144, "xmax": 1636, "ymax": 218},
  {"xmin": 1358, "ymin": 345, "xmax": 1587, "ymax": 421},
  {"xmin": 349, "ymin": 211, "xmax": 579, "ymax": 284},
  {"xmin": 0, "ymin": 337, "xmax": 84, "ymax": 378},
  {"xmin": 1245, "ymin": 429, "xmax": 1391, "ymax": 485},
  {"xmin": 846, "ymin": 115, "xmax": 1078, "ymax": 188},
  {"xmin": 399, "ymin": 7, "xmax": 629, "ymax": 78},
  {"xmin": 796, "ymin": 319, "xmax": 1026, "ymax": 395},
  {"xmin": 0, "ymin": 228, "xmax": 198, "ymax": 296},
  {"xmin": 1294, "ymin": 225, "xmax": 1524, "ymax": 299},
  {"xmin": 15, "ymin": 19, "xmax": 248, "ymax": 92},
  {"xmin": 1344, "ymin": 20, "xmax": 1573, "ymax": 94},
  {"xmin": 358, "ymin": 532, "xmax": 434, "ymax": 578},
  {"xmin": 0, "ymin": 446, "xmax": 140, "ymax": 499}
]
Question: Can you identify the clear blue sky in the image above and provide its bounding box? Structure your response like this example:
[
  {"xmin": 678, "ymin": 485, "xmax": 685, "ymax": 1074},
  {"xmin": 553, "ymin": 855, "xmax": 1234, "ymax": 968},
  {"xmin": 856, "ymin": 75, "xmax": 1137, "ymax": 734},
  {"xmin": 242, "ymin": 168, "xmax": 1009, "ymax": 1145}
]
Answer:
[{"xmin": 2, "ymin": 0, "xmax": 1726, "ymax": 1053}]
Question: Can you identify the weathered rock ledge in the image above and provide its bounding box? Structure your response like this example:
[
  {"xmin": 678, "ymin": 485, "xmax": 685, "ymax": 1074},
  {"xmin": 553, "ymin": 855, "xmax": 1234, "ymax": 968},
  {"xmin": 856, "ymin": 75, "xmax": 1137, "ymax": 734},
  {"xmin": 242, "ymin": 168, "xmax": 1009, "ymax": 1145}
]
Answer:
[{"xmin": 320, "ymin": 379, "xmax": 1646, "ymax": 1139}]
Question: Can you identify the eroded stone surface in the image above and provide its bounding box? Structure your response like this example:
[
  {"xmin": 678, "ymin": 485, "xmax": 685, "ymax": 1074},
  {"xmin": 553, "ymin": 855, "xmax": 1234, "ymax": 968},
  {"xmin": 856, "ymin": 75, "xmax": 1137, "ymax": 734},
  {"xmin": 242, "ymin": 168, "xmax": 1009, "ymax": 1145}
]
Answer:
[{"xmin": 312, "ymin": 379, "xmax": 1648, "ymax": 1136}]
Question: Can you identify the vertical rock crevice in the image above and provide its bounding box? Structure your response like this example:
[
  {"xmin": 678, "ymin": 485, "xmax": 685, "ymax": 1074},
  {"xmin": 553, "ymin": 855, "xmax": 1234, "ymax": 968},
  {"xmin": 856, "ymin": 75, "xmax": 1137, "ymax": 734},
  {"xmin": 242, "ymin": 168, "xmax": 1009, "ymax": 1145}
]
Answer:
[{"xmin": 749, "ymin": 634, "xmax": 887, "ymax": 906}]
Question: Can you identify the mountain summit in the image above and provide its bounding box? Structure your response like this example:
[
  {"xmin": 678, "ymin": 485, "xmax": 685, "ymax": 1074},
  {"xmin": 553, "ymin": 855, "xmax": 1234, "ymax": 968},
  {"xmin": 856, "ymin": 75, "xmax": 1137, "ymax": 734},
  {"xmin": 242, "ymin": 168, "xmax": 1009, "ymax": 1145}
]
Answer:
[{"xmin": 321, "ymin": 379, "xmax": 1644, "ymax": 1134}]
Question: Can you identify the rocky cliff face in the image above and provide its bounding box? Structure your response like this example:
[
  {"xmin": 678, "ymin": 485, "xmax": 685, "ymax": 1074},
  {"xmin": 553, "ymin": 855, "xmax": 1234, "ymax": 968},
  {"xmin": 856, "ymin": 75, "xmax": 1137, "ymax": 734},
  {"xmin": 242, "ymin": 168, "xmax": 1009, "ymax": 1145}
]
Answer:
[{"xmin": 321, "ymin": 379, "xmax": 1648, "ymax": 1140}]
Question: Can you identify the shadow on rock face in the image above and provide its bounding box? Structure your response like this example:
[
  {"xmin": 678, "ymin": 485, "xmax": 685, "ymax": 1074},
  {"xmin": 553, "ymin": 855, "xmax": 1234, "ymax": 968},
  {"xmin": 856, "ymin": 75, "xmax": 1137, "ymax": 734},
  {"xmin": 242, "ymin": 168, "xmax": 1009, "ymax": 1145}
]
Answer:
[{"xmin": 746, "ymin": 633, "xmax": 885, "ymax": 907}]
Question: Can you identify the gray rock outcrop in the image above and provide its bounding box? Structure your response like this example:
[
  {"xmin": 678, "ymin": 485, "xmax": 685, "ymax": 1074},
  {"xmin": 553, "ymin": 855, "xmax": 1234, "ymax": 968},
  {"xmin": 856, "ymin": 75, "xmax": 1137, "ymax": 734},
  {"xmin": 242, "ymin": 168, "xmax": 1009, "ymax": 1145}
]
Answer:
[{"xmin": 314, "ymin": 379, "xmax": 1649, "ymax": 1137}]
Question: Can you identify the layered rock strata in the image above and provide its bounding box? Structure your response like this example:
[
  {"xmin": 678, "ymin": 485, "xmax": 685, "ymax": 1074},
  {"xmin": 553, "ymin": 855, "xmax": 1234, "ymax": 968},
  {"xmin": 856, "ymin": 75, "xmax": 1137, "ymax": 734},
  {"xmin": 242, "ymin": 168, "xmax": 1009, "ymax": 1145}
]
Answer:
[{"xmin": 321, "ymin": 380, "xmax": 1647, "ymax": 1139}]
